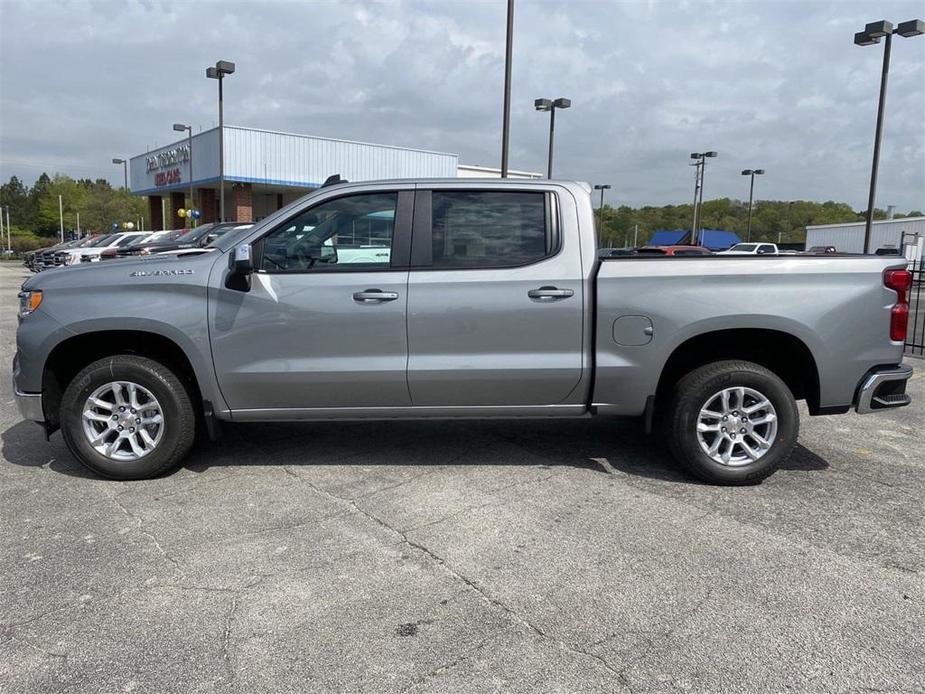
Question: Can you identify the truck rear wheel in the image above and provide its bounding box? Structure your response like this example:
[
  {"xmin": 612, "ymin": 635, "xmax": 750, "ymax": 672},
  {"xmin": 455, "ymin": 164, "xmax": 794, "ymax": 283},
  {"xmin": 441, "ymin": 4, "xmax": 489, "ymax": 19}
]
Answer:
[
  {"xmin": 665, "ymin": 360, "xmax": 798, "ymax": 485},
  {"xmin": 60, "ymin": 355, "xmax": 196, "ymax": 480}
]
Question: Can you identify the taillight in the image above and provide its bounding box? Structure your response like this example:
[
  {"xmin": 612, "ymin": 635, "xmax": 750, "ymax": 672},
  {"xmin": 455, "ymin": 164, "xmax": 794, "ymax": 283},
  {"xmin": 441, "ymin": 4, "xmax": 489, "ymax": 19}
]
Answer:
[{"xmin": 884, "ymin": 269, "xmax": 912, "ymax": 342}]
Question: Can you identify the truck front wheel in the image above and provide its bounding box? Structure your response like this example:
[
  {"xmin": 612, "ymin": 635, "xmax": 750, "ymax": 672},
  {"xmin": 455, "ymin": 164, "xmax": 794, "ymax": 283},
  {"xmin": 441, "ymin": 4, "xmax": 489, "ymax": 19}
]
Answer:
[
  {"xmin": 59, "ymin": 355, "xmax": 196, "ymax": 480},
  {"xmin": 665, "ymin": 360, "xmax": 798, "ymax": 485}
]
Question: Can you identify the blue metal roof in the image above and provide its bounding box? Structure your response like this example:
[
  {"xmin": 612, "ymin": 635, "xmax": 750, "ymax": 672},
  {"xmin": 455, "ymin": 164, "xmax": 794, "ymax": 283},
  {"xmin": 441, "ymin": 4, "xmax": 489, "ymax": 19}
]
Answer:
[{"xmin": 648, "ymin": 229, "xmax": 741, "ymax": 251}]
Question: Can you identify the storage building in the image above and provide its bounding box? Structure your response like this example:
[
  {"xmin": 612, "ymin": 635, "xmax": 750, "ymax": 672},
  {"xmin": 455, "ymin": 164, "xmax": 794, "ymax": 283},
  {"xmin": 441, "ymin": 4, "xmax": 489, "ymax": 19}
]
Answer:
[{"xmin": 805, "ymin": 216, "xmax": 925, "ymax": 258}]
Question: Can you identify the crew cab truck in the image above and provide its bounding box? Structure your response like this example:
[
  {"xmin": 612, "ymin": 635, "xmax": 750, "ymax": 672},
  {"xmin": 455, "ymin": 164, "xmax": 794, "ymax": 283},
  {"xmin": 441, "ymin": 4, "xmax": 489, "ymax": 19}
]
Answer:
[{"xmin": 13, "ymin": 179, "xmax": 913, "ymax": 484}]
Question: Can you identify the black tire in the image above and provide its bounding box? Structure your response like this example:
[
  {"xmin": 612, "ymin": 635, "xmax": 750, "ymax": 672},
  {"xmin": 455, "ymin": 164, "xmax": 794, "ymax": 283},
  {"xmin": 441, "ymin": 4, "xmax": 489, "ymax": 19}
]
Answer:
[
  {"xmin": 60, "ymin": 355, "xmax": 196, "ymax": 480},
  {"xmin": 665, "ymin": 360, "xmax": 799, "ymax": 485}
]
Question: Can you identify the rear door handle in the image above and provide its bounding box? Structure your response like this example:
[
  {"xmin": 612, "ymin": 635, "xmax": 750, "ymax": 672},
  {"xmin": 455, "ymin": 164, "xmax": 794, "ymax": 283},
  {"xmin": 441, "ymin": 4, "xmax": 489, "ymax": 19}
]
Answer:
[
  {"xmin": 528, "ymin": 286, "xmax": 574, "ymax": 300},
  {"xmin": 353, "ymin": 289, "xmax": 399, "ymax": 303}
]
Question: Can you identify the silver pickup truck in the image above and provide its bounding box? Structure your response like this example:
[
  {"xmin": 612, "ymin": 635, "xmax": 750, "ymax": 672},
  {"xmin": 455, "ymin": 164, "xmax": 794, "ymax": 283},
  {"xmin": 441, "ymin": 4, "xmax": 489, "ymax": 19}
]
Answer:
[{"xmin": 13, "ymin": 179, "xmax": 913, "ymax": 484}]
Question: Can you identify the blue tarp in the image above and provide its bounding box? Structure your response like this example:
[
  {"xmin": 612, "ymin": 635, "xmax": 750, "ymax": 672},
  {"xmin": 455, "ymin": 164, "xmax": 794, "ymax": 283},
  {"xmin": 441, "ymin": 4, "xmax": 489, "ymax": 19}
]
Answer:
[{"xmin": 647, "ymin": 229, "xmax": 741, "ymax": 251}]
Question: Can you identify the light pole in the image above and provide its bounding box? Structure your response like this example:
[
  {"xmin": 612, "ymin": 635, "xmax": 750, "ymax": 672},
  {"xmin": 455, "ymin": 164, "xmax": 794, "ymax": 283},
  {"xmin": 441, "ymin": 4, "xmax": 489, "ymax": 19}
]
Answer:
[
  {"xmin": 689, "ymin": 151, "xmax": 717, "ymax": 244},
  {"xmin": 173, "ymin": 123, "xmax": 194, "ymax": 226},
  {"xmin": 741, "ymin": 168, "xmax": 765, "ymax": 241},
  {"xmin": 854, "ymin": 19, "xmax": 923, "ymax": 253},
  {"xmin": 534, "ymin": 97, "xmax": 571, "ymax": 179},
  {"xmin": 207, "ymin": 60, "xmax": 235, "ymax": 221},
  {"xmin": 593, "ymin": 184, "xmax": 611, "ymax": 238},
  {"xmin": 112, "ymin": 158, "xmax": 128, "ymax": 190},
  {"xmin": 58, "ymin": 195, "xmax": 64, "ymax": 243},
  {"xmin": 500, "ymin": 0, "xmax": 514, "ymax": 178}
]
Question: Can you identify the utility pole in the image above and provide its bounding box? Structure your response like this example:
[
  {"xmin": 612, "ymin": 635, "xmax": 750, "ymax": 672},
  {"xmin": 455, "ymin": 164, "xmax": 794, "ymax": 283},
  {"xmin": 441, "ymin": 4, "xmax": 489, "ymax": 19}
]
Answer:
[
  {"xmin": 593, "ymin": 184, "xmax": 611, "ymax": 236},
  {"xmin": 76, "ymin": 212, "xmax": 80, "ymax": 238},
  {"xmin": 690, "ymin": 161, "xmax": 702, "ymax": 238},
  {"xmin": 500, "ymin": 0, "xmax": 514, "ymax": 177},
  {"xmin": 689, "ymin": 152, "xmax": 717, "ymax": 245},
  {"xmin": 58, "ymin": 195, "xmax": 64, "ymax": 242},
  {"xmin": 633, "ymin": 223, "xmax": 638, "ymax": 248},
  {"xmin": 741, "ymin": 169, "xmax": 765, "ymax": 242}
]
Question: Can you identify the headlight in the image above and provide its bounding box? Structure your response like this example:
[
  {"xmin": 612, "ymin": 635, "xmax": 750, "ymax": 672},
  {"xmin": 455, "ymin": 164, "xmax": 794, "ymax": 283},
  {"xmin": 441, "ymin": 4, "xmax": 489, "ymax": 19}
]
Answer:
[
  {"xmin": 139, "ymin": 248, "xmax": 151, "ymax": 255},
  {"xmin": 18, "ymin": 290, "xmax": 43, "ymax": 317}
]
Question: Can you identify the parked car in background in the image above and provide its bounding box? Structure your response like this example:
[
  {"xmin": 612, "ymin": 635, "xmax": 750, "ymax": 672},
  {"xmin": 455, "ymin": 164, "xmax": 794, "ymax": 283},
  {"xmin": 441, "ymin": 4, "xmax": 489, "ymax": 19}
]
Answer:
[
  {"xmin": 804, "ymin": 246, "xmax": 838, "ymax": 255},
  {"xmin": 50, "ymin": 236, "xmax": 105, "ymax": 268},
  {"xmin": 118, "ymin": 222, "xmax": 253, "ymax": 259},
  {"xmin": 598, "ymin": 247, "xmax": 637, "ymax": 258},
  {"xmin": 29, "ymin": 236, "xmax": 101, "ymax": 271},
  {"xmin": 53, "ymin": 232, "xmax": 151, "ymax": 265},
  {"xmin": 14, "ymin": 179, "xmax": 912, "ymax": 487},
  {"xmin": 636, "ymin": 245, "xmax": 712, "ymax": 256},
  {"xmin": 718, "ymin": 242, "xmax": 779, "ymax": 255},
  {"xmin": 98, "ymin": 230, "xmax": 177, "ymax": 260}
]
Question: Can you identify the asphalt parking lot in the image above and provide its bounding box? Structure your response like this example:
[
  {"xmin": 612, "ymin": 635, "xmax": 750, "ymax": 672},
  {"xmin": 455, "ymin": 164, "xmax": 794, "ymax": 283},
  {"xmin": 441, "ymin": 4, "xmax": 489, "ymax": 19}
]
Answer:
[{"xmin": 1, "ymin": 262, "xmax": 923, "ymax": 694}]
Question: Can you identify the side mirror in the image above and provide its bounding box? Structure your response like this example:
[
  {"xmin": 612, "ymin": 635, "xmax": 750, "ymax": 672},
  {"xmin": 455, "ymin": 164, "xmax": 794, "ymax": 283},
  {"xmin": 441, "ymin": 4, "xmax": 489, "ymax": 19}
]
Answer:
[
  {"xmin": 229, "ymin": 243, "xmax": 253, "ymax": 274},
  {"xmin": 226, "ymin": 243, "xmax": 253, "ymax": 291}
]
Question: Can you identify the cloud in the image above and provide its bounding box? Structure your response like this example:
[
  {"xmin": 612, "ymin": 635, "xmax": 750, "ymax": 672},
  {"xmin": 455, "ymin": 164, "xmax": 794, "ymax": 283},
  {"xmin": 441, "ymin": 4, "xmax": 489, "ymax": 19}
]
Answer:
[{"xmin": 1, "ymin": 0, "xmax": 923, "ymax": 210}]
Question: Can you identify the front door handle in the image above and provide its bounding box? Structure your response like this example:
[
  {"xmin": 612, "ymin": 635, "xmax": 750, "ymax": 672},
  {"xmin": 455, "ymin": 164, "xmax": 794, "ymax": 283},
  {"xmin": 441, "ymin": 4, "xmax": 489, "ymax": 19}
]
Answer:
[
  {"xmin": 353, "ymin": 289, "xmax": 399, "ymax": 303},
  {"xmin": 528, "ymin": 286, "xmax": 574, "ymax": 301}
]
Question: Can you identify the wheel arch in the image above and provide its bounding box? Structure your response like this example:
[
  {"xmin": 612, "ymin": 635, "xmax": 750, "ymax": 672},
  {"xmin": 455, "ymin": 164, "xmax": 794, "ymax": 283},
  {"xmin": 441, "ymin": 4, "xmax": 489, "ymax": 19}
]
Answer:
[
  {"xmin": 654, "ymin": 328, "xmax": 821, "ymax": 414},
  {"xmin": 42, "ymin": 329, "xmax": 207, "ymax": 432}
]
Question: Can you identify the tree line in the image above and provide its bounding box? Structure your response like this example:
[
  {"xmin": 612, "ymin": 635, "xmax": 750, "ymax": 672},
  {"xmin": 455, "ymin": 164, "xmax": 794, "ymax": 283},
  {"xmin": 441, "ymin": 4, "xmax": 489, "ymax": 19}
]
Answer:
[
  {"xmin": 597, "ymin": 198, "xmax": 922, "ymax": 248},
  {"xmin": 0, "ymin": 174, "xmax": 147, "ymax": 251}
]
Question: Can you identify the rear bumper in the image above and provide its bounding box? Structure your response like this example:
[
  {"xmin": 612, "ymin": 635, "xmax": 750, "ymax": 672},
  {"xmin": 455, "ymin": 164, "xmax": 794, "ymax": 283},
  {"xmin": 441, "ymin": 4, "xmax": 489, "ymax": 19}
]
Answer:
[{"xmin": 855, "ymin": 364, "xmax": 913, "ymax": 414}]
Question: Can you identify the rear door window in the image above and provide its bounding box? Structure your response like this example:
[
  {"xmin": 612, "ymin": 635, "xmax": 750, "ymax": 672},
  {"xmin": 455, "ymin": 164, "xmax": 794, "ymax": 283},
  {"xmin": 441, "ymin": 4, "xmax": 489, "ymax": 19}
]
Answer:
[{"xmin": 430, "ymin": 191, "xmax": 549, "ymax": 269}]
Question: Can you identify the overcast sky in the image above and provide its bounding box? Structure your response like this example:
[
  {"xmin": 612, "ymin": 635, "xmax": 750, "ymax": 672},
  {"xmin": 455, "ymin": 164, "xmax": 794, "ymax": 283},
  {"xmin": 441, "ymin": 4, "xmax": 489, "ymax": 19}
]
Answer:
[{"xmin": 1, "ymin": 0, "xmax": 923, "ymax": 210}]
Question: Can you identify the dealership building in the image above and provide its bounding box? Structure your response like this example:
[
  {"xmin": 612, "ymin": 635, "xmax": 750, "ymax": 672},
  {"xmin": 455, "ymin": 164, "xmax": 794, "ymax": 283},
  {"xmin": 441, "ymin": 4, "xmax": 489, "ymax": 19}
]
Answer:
[{"xmin": 129, "ymin": 126, "xmax": 539, "ymax": 228}]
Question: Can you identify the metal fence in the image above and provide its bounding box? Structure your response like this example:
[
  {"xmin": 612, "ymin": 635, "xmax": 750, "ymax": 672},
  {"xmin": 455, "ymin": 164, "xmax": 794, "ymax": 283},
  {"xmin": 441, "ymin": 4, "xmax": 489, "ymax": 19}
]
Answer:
[{"xmin": 907, "ymin": 260, "xmax": 924, "ymax": 356}]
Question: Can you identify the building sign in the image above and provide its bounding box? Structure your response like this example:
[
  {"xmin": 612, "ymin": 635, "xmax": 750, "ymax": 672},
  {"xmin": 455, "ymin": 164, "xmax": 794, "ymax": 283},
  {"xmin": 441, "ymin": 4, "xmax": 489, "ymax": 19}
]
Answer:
[
  {"xmin": 154, "ymin": 168, "xmax": 182, "ymax": 187},
  {"xmin": 146, "ymin": 145, "xmax": 190, "ymax": 172}
]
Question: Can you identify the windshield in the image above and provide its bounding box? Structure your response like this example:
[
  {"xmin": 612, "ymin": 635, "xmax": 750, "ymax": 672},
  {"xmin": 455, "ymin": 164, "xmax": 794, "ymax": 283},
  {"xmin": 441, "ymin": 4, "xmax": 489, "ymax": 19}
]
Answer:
[
  {"xmin": 729, "ymin": 244, "xmax": 757, "ymax": 252},
  {"xmin": 139, "ymin": 230, "xmax": 174, "ymax": 244},
  {"xmin": 88, "ymin": 234, "xmax": 116, "ymax": 247},
  {"xmin": 178, "ymin": 224, "xmax": 219, "ymax": 244},
  {"xmin": 206, "ymin": 224, "xmax": 253, "ymax": 247},
  {"xmin": 124, "ymin": 234, "xmax": 156, "ymax": 247},
  {"xmin": 115, "ymin": 234, "xmax": 144, "ymax": 247}
]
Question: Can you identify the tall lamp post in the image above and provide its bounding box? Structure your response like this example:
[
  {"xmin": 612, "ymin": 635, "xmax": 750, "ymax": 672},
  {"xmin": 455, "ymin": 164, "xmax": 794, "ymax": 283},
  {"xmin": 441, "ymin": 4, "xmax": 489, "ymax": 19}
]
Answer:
[
  {"xmin": 593, "ymin": 184, "xmax": 611, "ymax": 238},
  {"xmin": 534, "ymin": 97, "xmax": 571, "ymax": 179},
  {"xmin": 173, "ymin": 123, "xmax": 194, "ymax": 226},
  {"xmin": 854, "ymin": 19, "xmax": 923, "ymax": 253},
  {"xmin": 206, "ymin": 60, "xmax": 235, "ymax": 221},
  {"xmin": 689, "ymin": 151, "xmax": 717, "ymax": 245},
  {"xmin": 111, "ymin": 158, "xmax": 128, "ymax": 190},
  {"xmin": 500, "ymin": 0, "xmax": 514, "ymax": 178},
  {"xmin": 741, "ymin": 168, "xmax": 765, "ymax": 241}
]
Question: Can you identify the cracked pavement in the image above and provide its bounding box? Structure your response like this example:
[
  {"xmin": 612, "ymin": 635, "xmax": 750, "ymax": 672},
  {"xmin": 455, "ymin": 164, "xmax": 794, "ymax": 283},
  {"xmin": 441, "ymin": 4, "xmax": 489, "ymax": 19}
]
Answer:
[{"xmin": 1, "ymin": 263, "xmax": 923, "ymax": 693}]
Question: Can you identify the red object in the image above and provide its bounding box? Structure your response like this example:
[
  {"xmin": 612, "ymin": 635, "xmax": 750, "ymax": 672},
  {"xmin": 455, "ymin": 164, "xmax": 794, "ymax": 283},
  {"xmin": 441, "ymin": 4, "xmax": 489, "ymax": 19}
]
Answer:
[
  {"xmin": 636, "ymin": 245, "xmax": 713, "ymax": 256},
  {"xmin": 884, "ymin": 269, "xmax": 912, "ymax": 342}
]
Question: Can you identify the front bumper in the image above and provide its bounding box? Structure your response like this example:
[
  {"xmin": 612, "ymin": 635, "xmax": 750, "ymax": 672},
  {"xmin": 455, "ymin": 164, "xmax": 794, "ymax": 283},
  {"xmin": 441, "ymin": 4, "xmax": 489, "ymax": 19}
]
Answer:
[
  {"xmin": 855, "ymin": 364, "xmax": 913, "ymax": 414},
  {"xmin": 14, "ymin": 388, "xmax": 44, "ymax": 423}
]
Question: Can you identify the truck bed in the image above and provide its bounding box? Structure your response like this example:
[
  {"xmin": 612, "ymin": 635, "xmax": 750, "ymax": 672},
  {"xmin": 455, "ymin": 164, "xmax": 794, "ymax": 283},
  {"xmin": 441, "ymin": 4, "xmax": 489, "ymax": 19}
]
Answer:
[{"xmin": 592, "ymin": 254, "xmax": 907, "ymax": 415}]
